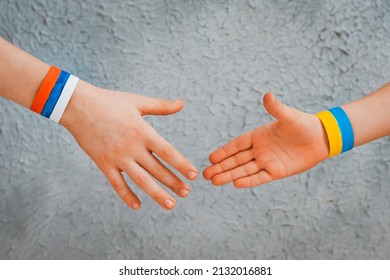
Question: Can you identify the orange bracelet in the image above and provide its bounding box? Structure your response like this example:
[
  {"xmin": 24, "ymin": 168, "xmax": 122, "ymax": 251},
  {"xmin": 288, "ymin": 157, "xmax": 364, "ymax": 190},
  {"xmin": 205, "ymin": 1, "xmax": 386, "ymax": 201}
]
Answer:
[{"xmin": 30, "ymin": 66, "xmax": 61, "ymax": 114}]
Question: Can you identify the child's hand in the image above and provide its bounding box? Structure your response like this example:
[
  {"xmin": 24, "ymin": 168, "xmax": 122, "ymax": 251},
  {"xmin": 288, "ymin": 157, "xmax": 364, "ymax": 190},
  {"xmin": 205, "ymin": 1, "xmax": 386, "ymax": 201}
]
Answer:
[
  {"xmin": 61, "ymin": 81, "xmax": 198, "ymax": 210},
  {"xmin": 203, "ymin": 93, "xmax": 329, "ymax": 188}
]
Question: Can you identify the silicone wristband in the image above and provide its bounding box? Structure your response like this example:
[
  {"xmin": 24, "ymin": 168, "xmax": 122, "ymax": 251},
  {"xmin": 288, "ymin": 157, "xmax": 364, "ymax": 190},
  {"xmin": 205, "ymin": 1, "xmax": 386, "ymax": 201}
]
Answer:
[
  {"xmin": 49, "ymin": 75, "xmax": 79, "ymax": 123},
  {"xmin": 329, "ymin": 107, "xmax": 354, "ymax": 153},
  {"xmin": 30, "ymin": 66, "xmax": 61, "ymax": 114},
  {"xmin": 316, "ymin": 110, "xmax": 343, "ymax": 157},
  {"xmin": 41, "ymin": 70, "xmax": 70, "ymax": 118}
]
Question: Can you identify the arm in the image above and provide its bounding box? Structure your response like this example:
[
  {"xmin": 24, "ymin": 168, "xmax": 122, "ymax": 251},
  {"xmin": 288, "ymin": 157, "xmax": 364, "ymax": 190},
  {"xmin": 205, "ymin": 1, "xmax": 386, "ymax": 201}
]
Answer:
[
  {"xmin": 203, "ymin": 85, "xmax": 390, "ymax": 187},
  {"xmin": 342, "ymin": 83, "xmax": 390, "ymax": 146},
  {"xmin": 0, "ymin": 37, "xmax": 198, "ymax": 210}
]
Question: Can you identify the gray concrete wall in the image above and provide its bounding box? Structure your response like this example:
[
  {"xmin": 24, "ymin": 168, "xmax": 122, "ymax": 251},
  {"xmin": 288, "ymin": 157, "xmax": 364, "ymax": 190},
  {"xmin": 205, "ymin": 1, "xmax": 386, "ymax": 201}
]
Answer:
[{"xmin": 1, "ymin": 0, "xmax": 390, "ymax": 259}]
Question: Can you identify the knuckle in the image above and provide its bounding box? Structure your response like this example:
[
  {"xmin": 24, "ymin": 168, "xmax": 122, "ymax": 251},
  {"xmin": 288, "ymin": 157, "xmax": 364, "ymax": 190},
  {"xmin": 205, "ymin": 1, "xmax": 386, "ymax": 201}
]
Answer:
[
  {"xmin": 149, "ymin": 189, "xmax": 165, "ymax": 202},
  {"xmin": 98, "ymin": 153, "xmax": 113, "ymax": 167},
  {"xmin": 220, "ymin": 160, "xmax": 229, "ymax": 170},
  {"xmin": 171, "ymin": 178, "xmax": 184, "ymax": 190},
  {"xmin": 222, "ymin": 145, "xmax": 231, "ymax": 155},
  {"xmin": 131, "ymin": 125, "xmax": 146, "ymax": 139},
  {"xmin": 243, "ymin": 164, "xmax": 251, "ymax": 174},
  {"xmin": 237, "ymin": 153, "xmax": 247, "ymax": 164},
  {"xmin": 120, "ymin": 191, "xmax": 131, "ymax": 200},
  {"xmin": 159, "ymin": 99, "xmax": 169, "ymax": 107},
  {"xmin": 154, "ymin": 164, "xmax": 166, "ymax": 176},
  {"xmin": 161, "ymin": 146, "xmax": 173, "ymax": 160},
  {"xmin": 133, "ymin": 174, "xmax": 148, "ymax": 186},
  {"xmin": 110, "ymin": 177, "xmax": 123, "ymax": 190}
]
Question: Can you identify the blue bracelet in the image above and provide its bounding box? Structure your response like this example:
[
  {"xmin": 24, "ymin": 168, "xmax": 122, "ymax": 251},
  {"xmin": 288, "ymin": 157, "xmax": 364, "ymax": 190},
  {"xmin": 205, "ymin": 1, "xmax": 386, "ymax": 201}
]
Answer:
[
  {"xmin": 329, "ymin": 107, "xmax": 354, "ymax": 153},
  {"xmin": 41, "ymin": 70, "xmax": 70, "ymax": 118}
]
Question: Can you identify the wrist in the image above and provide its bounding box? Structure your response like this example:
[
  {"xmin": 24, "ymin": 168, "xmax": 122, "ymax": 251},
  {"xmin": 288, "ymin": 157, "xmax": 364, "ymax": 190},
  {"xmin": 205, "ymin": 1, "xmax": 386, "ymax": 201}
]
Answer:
[
  {"xmin": 59, "ymin": 80, "xmax": 95, "ymax": 132},
  {"xmin": 315, "ymin": 107, "xmax": 355, "ymax": 158},
  {"xmin": 313, "ymin": 114, "xmax": 330, "ymax": 161}
]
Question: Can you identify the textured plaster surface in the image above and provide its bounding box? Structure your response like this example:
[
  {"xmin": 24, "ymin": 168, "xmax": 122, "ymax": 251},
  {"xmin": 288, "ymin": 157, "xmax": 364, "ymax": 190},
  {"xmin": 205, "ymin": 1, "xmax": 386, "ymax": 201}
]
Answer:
[{"xmin": 1, "ymin": 0, "xmax": 390, "ymax": 259}]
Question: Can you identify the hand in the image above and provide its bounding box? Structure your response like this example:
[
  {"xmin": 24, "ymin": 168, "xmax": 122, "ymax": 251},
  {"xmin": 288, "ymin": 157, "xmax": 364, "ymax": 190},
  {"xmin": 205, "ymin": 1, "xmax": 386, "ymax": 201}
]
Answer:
[
  {"xmin": 203, "ymin": 93, "xmax": 329, "ymax": 188},
  {"xmin": 61, "ymin": 81, "xmax": 198, "ymax": 210}
]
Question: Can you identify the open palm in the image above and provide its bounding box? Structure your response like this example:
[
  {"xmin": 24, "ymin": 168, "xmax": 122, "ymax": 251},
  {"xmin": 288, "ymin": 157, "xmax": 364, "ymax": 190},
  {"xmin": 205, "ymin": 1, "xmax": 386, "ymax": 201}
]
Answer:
[{"xmin": 203, "ymin": 93, "xmax": 329, "ymax": 188}]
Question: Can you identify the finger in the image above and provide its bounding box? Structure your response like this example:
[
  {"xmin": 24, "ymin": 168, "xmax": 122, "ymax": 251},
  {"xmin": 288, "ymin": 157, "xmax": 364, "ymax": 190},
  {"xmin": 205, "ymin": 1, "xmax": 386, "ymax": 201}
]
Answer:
[
  {"xmin": 203, "ymin": 149, "xmax": 253, "ymax": 180},
  {"xmin": 208, "ymin": 131, "xmax": 252, "ymax": 164},
  {"xmin": 105, "ymin": 168, "xmax": 141, "ymax": 210},
  {"xmin": 211, "ymin": 160, "xmax": 260, "ymax": 186},
  {"xmin": 133, "ymin": 95, "xmax": 184, "ymax": 116},
  {"xmin": 263, "ymin": 92, "xmax": 301, "ymax": 125},
  {"xmin": 123, "ymin": 162, "xmax": 177, "ymax": 210},
  {"xmin": 146, "ymin": 129, "xmax": 198, "ymax": 180},
  {"xmin": 139, "ymin": 152, "xmax": 191, "ymax": 198},
  {"xmin": 233, "ymin": 169, "xmax": 273, "ymax": 188}
]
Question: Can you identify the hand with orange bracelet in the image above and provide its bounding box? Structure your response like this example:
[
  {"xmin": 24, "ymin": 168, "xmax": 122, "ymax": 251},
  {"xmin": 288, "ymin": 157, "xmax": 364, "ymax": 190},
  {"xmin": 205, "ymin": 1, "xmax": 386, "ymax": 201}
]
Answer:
[
  {"xmin": 0, "ymin": 37, "xmax": 198, "ymax": 211},
  {"xmin": 203, "ymin": 85, "xmax": 390, "ymax": 188}
]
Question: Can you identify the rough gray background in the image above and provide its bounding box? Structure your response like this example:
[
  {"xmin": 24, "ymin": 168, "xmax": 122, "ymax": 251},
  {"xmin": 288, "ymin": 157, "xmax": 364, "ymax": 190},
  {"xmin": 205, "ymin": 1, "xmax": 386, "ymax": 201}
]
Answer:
[{"xmin": 1, "ymin": 0, "xmax": 390, "ymax": 259}]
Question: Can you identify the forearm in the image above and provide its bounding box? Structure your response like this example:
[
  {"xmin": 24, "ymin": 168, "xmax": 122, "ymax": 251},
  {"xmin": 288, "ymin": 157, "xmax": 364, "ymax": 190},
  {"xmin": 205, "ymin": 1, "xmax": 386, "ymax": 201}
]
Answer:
[
  {"xmin": 0, "ymin": 37, "xmax": 50, "ymax": 108},
  {"xmin": 341, "ymin": 83, "xmax": 390, "ymax": 147}
]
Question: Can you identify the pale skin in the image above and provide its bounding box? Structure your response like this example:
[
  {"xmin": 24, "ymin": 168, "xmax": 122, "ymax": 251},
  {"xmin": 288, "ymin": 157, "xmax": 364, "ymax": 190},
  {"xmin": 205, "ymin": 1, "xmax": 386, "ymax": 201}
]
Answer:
[
  {"xmin": 0, "ymin": 37, "xmax": 198, "ymax": 210},
  {"xmin": 203, "ymin": 85, "xmax": 390, "ymax": 187}
]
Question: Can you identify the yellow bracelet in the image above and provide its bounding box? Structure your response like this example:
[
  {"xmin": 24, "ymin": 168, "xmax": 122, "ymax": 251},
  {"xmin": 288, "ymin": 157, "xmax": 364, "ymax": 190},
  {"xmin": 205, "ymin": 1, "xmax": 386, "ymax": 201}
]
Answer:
[{"xmin": 316, "ymin": 110, "xmax": 343, "ymax": 157}]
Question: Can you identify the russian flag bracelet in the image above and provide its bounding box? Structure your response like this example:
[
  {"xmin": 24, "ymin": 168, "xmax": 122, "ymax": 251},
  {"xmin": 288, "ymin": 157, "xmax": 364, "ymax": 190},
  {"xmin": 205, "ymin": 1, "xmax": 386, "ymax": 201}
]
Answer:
[{"xmin": 30, "ymin": 66, "xmax": 79, "ymax": 123}]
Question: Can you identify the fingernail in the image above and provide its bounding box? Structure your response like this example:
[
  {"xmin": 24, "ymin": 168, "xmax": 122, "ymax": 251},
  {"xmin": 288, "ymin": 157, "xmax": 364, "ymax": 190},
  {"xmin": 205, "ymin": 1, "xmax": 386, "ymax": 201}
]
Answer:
[
  {"xmin": 164, "ymin": 199, "xmax": 175, "ymax": 209},
  {"xmin": 132, "ymin": 202, "xmax": 140, "ymax": 210},
  {"xmin": 174, "ymin": 99, "xmax": 182, "ymax": 105},
  {"xmin": 180, "ymin": 189, "xmax": 190, "ymax": 197},
  {"xmin": 187, "ymin": 171, "xmax": 197, "ymax": 180}
]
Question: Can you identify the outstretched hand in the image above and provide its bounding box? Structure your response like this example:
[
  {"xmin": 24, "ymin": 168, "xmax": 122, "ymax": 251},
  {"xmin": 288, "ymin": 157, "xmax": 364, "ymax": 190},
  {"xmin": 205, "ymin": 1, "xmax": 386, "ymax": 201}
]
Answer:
[
  {"xmin": 203, "ymin": 93, "xmax": 329, "ymax": 188},
  {"xmin": 61, "ymin": 81, "xmax": 198, "ymax": 210}
]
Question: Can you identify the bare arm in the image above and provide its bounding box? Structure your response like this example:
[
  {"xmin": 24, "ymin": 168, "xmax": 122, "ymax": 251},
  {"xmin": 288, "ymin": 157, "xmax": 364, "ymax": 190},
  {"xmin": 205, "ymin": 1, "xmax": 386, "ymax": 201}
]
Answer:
[
  {"xmin": 0, "ymin": 37, "xmax": 50, "ymax": 107},
  {"xmin": 342, "ymin": 83, "xmax": 390, "ymax": 147}
]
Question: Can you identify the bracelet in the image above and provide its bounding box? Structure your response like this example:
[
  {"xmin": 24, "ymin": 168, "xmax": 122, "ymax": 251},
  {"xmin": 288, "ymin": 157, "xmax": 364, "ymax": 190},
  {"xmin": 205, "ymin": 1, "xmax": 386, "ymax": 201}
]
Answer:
[
  {"xmin": 41, "ymin": 70, "xmax": 70, "ymax": 118},
  {"xmin": 328, "ymin": 107, "xmax": 354, "ymax": 153},
  {"xmin": 316, "ymin": 107, "xmax": 354, "ymax": 158},
  {"xmin": 30, "ymin": 66, "xmax": 79, "ymax": 123},
  {"xmin": 30, "ymin": 66, "xmax": 61, "ymax": 114},
  {"xmin": 50, "ymin": 74, "xmax": 79, "ymax": 123}
]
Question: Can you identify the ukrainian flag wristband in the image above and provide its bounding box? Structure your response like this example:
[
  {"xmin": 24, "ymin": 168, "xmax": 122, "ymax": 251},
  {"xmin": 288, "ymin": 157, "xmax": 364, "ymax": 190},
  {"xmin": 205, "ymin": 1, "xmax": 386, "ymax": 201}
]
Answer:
[
  {"xmin": 30, "ymin": 66, "xmax": 79, "ymax": 123},
  {"xmin": 316, "ymin": 107, "xmax": 354, "ymax": 158}
]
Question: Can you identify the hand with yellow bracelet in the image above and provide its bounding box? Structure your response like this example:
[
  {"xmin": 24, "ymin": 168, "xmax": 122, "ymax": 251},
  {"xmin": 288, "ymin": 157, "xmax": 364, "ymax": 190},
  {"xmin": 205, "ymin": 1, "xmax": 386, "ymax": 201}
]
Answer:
[{"xmin": 203, "ymin": 84, "xmax": 390, "ymax": 188}]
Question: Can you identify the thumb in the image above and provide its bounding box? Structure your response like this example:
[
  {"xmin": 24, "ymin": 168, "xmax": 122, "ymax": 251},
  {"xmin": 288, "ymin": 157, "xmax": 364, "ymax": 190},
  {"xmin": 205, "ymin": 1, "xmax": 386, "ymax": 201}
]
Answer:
[
  {"xmin": 263, "ymin": 92, "xmax": 300, "ymax": 124},
  {"xmin": 135, "ymin": 96, "xmax": 184, "ymax": 116}
]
